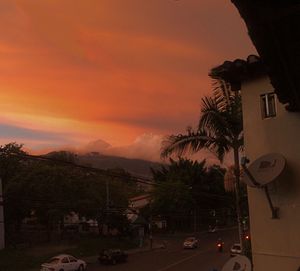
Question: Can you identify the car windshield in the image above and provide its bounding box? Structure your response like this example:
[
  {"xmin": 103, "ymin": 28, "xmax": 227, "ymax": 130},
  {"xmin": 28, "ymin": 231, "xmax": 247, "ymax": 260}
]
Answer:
[
  {"xmin": 185, "ymin": 238, "xmax": 195, "ymax": 242},
  {"xmin": 46, "ymin": 258, "xmax": 60, "ymax": 264},
  {"xmin": 232, "ymin": 245, "xmax": 241, "ymax": 250}
]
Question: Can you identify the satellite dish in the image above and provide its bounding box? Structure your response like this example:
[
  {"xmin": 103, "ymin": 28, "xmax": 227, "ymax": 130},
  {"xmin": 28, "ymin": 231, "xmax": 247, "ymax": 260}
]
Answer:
[
  {"xmin": 242, "ymin": 153, "xmax": 285, "ymax": 187},
  {"xmin": 222, "ymin": 255, "xmax": 252, "ymax": 271}
]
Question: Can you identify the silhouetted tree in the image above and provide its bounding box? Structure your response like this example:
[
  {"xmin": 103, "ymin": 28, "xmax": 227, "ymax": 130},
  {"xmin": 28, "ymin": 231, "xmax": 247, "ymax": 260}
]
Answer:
[{"xmin": 161, "ymin": 82, "xmax": 245, "ymax": 245}]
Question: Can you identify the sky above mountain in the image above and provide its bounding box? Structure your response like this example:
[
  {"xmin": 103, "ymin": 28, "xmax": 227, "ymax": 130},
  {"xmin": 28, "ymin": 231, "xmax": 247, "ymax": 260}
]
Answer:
[{"xmin": 0, "ymin": 0, "xmax": 255, "ymax": 162}]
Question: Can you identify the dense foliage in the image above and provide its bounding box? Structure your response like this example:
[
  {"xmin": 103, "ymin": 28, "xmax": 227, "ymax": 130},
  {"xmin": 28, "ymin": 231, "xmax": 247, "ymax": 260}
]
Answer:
[
  {"xmin": 0, "ymin": 143, "xmax": 140, "ymax": 244},
  {"xmin": 149, "ymin": 158, "xmax": 235, "ymax": 231},
  {"xmin": 160, "ymin": 84, "xmax": 248, "ymax": 247}
]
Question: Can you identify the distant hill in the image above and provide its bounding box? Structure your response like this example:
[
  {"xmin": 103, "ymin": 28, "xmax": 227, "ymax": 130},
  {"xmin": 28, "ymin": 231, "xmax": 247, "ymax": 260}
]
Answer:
[{"xmin": 77, "ymin": 152, "xmax": 163, "ymax": 178}]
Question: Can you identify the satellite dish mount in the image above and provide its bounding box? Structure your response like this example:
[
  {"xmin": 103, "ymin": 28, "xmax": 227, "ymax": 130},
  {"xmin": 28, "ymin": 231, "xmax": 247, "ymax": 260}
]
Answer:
[{"xmin": 241, "ymin": 154, "xmax": 285, "ymax": 219}]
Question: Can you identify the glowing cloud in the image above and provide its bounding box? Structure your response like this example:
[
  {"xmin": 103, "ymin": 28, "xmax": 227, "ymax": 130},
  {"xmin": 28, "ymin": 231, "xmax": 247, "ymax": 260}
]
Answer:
[{"xmin": 0, "ymin": 0, "xmax": 255, "ymax": 160}]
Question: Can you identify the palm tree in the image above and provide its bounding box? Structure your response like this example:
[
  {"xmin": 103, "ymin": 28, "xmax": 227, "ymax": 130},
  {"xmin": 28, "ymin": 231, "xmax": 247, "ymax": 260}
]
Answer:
[{"xmin": 161, "ymin": 80, "xmax": 245, "ymax": 251}]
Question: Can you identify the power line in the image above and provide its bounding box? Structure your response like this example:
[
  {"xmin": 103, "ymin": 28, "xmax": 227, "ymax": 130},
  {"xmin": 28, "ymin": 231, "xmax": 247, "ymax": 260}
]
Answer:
[
  {"xmin": 4, "ymin": 194, "xmax": 234, "ymax": 213},
  {"xmin": 5, "ymin": 153, "xmax": 233, "ymax": 204},
  {"xmin": 10, "ymin": 153, "xmax": 233, "ymax": 199},
  {"xmin": 11, "ymin": 153, "xmax": 156, "ymax": 187}
]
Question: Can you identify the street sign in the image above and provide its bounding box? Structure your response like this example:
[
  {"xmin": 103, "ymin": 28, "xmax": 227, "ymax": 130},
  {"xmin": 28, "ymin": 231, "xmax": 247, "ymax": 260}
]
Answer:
[{"xmin": 222, "ymin": 255, "xmax": 252, "ymax": 271}]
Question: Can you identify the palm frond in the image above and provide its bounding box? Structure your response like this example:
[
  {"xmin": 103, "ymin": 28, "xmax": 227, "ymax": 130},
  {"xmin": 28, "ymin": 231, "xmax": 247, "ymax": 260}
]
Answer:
[
  {"xmin": 161, "ymin": 78, "xmax": 243, "ymax": 162},
  {"xmin": 161, "ymin": 128, "xmax": 213, "ymax": 158},
  {"xmin": 198, "ymin": 129, "xmax": 231, "ymax": 162},
  {"xmin": 212, "ymin": 79, "xmax": 232, "ymax": 110},
  {"xmin": 200, "ymin": 96, "xmax": 231, "ymax": 138}
]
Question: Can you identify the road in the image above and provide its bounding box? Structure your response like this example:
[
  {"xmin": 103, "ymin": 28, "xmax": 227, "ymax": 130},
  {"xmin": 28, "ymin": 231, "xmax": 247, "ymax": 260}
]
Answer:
[{"xmin": 87, "ymin": 229, "xmax": 239, "ymax": 271}]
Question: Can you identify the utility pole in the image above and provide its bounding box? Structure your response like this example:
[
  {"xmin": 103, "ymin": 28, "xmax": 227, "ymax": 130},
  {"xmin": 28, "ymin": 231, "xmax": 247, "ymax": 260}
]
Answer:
[
  {"xmin": 105, "ymin": 179, "xmax": 110, "ymax": 235},
  {"xmin": 149, "ymin": 215, "xmax": 153, "ymax": 249},
  {"xmin": 233, "ymin": 147, "xmax": 244, "ymax": 253},
  {"xmin": 232, "ymin": 90, "xmax": 245, "ymax": 252},
  {"xmin": 105, "ymin": 179, "xmax": 110, "ymax": 212},
  {"xmin": 0, "ymin": 178, "xmax": 5, "ymax": 250},
  {"xmin": 149, "ymin": 200, "xmax": 153, "ymax": 249},
  {"xmin": 193, "ymin": 209, "xmax": 197, "ymax": 233}
]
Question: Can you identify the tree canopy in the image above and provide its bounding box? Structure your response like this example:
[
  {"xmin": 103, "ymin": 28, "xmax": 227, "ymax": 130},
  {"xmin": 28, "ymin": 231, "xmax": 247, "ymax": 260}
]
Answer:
[
  {"xmin": 149, "ymin": 158, "xmax": 234, "ymax": 230},
  {"xmin": 0, "ymin": 143, "xmax": 140, "ymax": 243}
]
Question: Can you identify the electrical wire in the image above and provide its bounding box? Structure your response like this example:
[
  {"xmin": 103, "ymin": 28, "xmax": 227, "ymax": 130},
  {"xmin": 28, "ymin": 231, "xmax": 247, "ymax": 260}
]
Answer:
[{"xmin": 11, "ymin": 153, "xmax": 156, "ymax": 186}]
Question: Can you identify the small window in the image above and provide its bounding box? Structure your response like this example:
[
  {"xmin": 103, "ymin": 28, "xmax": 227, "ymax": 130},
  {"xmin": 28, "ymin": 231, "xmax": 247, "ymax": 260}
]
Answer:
[
  {"xmin": 69, "ymin": 256, "xmax": 77, "ymax": 262},
  {"xmin": 261, "ymin": 93, "xmax": 276, "ymax": 119}
]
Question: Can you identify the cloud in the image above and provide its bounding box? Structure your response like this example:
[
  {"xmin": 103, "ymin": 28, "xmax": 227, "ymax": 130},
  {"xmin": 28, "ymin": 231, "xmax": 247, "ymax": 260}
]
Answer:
[
  {"xmin": 0, "ymin": 123, "xmax": 78, "ymax": 153},
  {"xmin": 0, "ymin": 123, "xmax": 70, "ymax": 142},
  {"xmin": 80, "ymin": 134, "xmax": 162, "ymax": 162},
  {"xmin": 80, "ymin": 133, "xmax": 221, "ymax": 165},
  {"xmin": 109, "ymin": 134, "xmax": 164, "ymax": 162},
  {"xmin": 0, "ymin": 0, "xmax": 255, "ymax": 153}
]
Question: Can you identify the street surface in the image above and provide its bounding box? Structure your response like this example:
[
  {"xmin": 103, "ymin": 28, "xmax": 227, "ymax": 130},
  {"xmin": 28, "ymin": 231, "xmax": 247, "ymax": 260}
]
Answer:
[{"xmin": 88, "ymin": 229, "xmax": 238, "ymax": 271}]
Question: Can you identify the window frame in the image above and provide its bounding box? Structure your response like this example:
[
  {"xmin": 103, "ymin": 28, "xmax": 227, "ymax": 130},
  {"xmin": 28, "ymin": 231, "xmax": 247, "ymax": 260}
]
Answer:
[{"xmin": 260, "ymin": 92, "xmax": 277, "ymax": 119}]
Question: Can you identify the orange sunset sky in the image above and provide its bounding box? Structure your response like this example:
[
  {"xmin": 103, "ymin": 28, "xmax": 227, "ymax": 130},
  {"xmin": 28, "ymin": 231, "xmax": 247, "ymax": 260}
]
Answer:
[{"xmin": 0, "ymin": 0, "xmax": 255, "ymax": 161}]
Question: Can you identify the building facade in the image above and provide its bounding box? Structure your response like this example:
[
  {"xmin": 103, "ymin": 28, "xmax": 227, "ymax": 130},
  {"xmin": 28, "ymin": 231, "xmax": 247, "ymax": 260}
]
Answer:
[
  {"xmin": 212, "ymin": 56, "xmax": 300, "ymax": 270},
  {"xmin": 242, "ymin": 75, "xmax": 300, "ymax": 271}
]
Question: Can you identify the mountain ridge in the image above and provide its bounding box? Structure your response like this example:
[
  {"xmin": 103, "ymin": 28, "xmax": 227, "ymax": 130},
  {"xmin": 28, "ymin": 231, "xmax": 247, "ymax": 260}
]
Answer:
[{"xmin": 77, "ymin": 152, "xmax": 163, "ymax": 178}]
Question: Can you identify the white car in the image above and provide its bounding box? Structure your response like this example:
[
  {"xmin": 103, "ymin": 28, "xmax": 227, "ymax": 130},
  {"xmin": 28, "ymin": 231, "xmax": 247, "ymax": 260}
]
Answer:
[
  {"xmin": 230, "ymin": 243, "xmax": 242, "ymax": 257},
  {"xmin": 183, "ymin": 237, "xmax": 198, "ymax": 249},
  {"xmin": 40, "ymin": 254, "xmax": 87, "ymax": 271}
]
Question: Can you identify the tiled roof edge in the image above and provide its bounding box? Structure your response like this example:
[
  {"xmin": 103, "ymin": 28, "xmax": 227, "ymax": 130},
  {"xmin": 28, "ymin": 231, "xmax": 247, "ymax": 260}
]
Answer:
[{"xmin": 209, "ymin": 55, "xmax": 267, "ymax": 91}]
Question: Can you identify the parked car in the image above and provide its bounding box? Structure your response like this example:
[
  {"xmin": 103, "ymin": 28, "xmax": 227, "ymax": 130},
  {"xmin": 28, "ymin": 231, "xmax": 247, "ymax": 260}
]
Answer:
[
  {"xmin": 98, "ymin": 249, "xmax": 128, "ymax": 265},
  {"xmin": 183, "ymin": 237, "xmax": 198, "ymax": 249},
  {"xmin": 40, "ymin": 254, "xmax": 86, "ymax": 271},
  {"xmin": 230, "ymin": 243, "xmax": 242, "ymax": 257}
]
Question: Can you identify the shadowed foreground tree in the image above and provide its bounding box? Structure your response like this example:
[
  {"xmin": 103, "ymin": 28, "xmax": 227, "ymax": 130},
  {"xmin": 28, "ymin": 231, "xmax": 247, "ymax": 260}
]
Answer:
[
  {"xmin": 0, "ymin": 143, "xmax": 137, "ymax": 244},
  {"xmin": 161, "ymin": 82, "xmax": 245, "ymax": 250},
  {"xmin": 150, "ymin": 158, "xmax": 232, "ymax": 231}
]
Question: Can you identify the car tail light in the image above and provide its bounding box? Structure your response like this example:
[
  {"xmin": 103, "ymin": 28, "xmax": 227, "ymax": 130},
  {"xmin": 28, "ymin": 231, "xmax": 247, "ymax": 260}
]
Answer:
[{"xmin": 217, "ymin": 244, "xmax": 221, "ymax": 247}]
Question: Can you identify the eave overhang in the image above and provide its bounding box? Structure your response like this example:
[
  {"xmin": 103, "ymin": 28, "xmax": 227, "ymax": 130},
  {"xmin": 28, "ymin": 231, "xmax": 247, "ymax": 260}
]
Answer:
[
  {"xmin": 210, "ymin": 55, "xmax": 266, "ymax": 92},
  {"xmin": 229, "ymin": 1, "xmax": 300, "ymax": 111}
]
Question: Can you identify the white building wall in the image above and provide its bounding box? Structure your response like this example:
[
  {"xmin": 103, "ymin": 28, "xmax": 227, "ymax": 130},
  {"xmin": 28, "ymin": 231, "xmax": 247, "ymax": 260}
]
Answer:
[{"xmin": 242, "ymin": 76, "xmax": 300, "ymax": 271}]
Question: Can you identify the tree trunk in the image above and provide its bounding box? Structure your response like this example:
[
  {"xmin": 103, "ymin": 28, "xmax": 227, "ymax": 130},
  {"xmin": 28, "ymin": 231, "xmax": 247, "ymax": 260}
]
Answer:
[
  {"xmin": 97, "ymin": 216, "xmax": 102, "ymax": 236},
  {"xmin": 233, "ymin": 145, "xmax": 245, "ymax": 253},
  {"xmin": 60, "ymin": 216, "xmax": 64, "ymax": 240}
]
